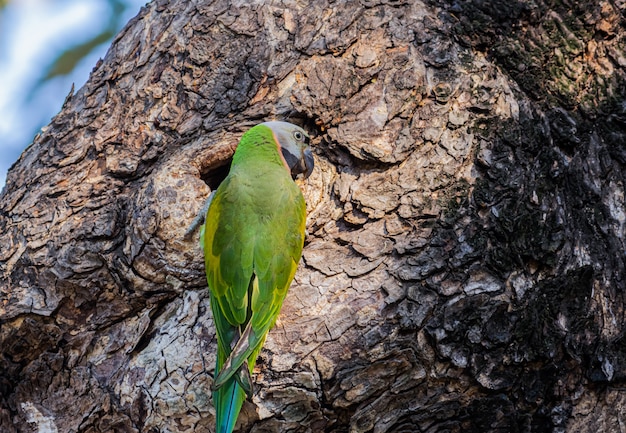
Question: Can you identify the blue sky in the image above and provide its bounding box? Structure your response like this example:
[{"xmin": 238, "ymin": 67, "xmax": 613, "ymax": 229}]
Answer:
[{"xmin": 0, "ymin": 0, "xmax": 145, "ymax": 189}]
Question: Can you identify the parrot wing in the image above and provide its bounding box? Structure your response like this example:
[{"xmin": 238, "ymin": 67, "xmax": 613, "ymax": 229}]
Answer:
[
  {"xmin": 213, "ymin": 177, "xmax": 306, "ymax": 389},
  {"xmin": 204, "ymin": 173, "xmax": 256, "ymax": 328}
]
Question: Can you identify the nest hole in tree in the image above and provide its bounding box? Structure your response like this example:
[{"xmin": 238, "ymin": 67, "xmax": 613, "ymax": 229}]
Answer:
[{"xmin": 200, "ymin": 158, "xmax": 232, "ymax": 191}]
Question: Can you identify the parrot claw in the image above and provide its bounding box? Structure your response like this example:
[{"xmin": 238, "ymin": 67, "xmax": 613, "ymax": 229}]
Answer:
[{"xmin": 184, "ymin": 191, "xmax": 215, "ymax": 241}]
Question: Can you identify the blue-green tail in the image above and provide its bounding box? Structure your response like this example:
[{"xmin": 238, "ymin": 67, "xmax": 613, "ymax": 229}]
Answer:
[{"xmin": 214, "ymin": 374, "xmax": 246, "ymax": 433}]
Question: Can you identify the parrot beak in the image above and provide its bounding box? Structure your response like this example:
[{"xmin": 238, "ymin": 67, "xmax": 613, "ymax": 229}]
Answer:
[
  {"xmin": 303, "ymin": 148, "xmax": 314, "ymax": 179},
  {"xmin": 282, "ymin": 147, "xmax": 315, "ymax": 180}
]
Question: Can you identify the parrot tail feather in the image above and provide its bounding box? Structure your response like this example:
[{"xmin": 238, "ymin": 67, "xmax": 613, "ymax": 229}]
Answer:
[{"xmin": 214, "ymin": 375, "xmax": 246, "ymax": 433}]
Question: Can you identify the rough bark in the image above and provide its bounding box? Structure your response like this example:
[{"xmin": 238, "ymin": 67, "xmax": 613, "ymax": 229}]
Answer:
[{"xmin": 1, "ymin": 0, "xmax": 625, "ymax": 432}]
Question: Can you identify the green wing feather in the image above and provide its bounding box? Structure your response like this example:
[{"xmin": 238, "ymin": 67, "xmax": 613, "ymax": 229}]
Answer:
[{"xmin": 203, "ymin": 126, "xmax": 306, "ymax": 433}]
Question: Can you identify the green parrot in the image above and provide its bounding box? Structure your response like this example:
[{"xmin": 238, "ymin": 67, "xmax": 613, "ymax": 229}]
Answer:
[{"xmin": 200, "ymin": 121, "xmax": 314, "ymax": 433}]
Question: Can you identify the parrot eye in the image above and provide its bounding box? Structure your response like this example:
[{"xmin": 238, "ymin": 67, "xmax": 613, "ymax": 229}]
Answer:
[{"xmin": 293, "ymin": 130, "xmax": 304, "ymax": 142}]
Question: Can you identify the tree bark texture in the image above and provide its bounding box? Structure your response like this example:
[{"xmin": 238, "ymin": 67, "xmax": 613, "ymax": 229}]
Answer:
[{"xmin": 1, "ymin": 0, "xmax": 626, "ymax": 432}]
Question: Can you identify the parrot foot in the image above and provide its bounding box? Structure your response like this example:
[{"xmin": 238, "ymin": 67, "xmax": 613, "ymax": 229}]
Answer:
[{"xmin": 184, "ymin": 190, "xmax": 215, "ymax": 241}]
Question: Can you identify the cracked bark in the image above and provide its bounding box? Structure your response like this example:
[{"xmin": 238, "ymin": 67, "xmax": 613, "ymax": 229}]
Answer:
[{"xmin": 1, "ymin": 0, "xmax": 626, "ymax": 432}]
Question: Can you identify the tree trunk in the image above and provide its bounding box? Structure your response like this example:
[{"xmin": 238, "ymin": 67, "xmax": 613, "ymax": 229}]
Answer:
[{"xmin": 1, "ymin": 0, "xmax": 626, "ymax": 432}]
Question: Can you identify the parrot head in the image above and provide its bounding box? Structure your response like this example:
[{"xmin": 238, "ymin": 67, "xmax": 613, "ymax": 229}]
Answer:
[{"xmin": 262, "ymin": 121, "xmax": 314, "ymax": 180}]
